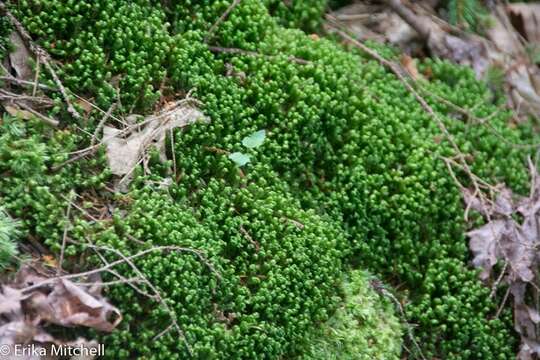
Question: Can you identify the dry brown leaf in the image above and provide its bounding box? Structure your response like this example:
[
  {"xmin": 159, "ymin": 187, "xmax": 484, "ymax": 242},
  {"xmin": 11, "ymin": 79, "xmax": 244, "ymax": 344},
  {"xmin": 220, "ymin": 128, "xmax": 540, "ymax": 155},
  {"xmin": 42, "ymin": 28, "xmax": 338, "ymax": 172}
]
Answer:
[
  {"xmin": 464, "ymin": 162, "xmax": 540, "ymax": 358},
  {"xmin": 103, "ymin": 102, "xmax": 208, "ymax": 179},
  {"xmin": 507, "ymin": 4, "xmax": 540, "ymax": 44},
  {"xmin": 495, "ymin": 187, "xmax": 514, "ymax": 216},
  {"xmin": 0, "ymin": 286, "xmax": 24, "ymax": 318},
  {"xmin": 462, "ymin": 187, "xmax": 488, "ymax": 216},
  {"xmin": 41, "ymin": 255, "xmax": 57, "ymax": 268},
  {"xmin": 348, "ymin": 0, "xmax": 540, "ymax": 119},
  {"xmin": 3, "ymin": 105, "xmax": 34, "ymax": 120},
  {"xmin": 24, "ymin": 279, "xmax": 121, "ymax": 332},
  {"xmin": 400, "ymin": 54, "xmax": 420, "ymax": 80},
  {"xmin": 8, "ymin": 31, "xmax": 33, "ymax": 81},
  {"xmin": 0, "ymin": 265, "xmax": 121, "ymax": 359},
  {"xmin": 467, "ymin": 220, "xmax": 506, "ymax": 280}
]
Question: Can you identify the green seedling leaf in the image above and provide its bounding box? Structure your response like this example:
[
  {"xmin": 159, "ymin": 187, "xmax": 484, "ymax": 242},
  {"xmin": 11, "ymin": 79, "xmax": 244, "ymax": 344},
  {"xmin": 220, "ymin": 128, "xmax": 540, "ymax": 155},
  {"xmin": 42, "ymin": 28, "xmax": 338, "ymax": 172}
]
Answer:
[
  {"xmin": 228, "ymin": 152, "xmax": 251, "ymax": 167},
  {"xmin": 242, "ymin": 130, "xmax": 266, "ymax": 149}
]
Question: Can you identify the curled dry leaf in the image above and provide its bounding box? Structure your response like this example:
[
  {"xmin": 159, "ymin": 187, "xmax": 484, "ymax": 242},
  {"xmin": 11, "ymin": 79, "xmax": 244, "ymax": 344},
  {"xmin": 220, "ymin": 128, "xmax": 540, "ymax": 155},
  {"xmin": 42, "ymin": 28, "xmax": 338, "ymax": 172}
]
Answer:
[
  {"xmin": 103, "ymin": 101, "xmax": 208, "ymax": 179},
  {"xmin": 463, "ymin": 162, "xmax": 540, "ymax": 359},
  {"xmin": 0, "ymin": 265, "xmax": 121, "ymax": 359},
  {"xmin": 467, "ymin": 220, "xmax": 506, "ymax": 280},
  {"xmin": 26, "ymin": 279, "xmax": 122, "ymax": 332}
]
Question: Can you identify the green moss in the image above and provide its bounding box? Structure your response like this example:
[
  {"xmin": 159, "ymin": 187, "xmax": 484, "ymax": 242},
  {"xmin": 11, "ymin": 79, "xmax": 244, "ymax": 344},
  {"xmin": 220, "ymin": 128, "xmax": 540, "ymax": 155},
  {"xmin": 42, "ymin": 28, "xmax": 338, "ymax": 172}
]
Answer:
[
  {"xmin": 0, "ymin": 16, "xmax": 10, "ymax": 61},
  {"xmin": 5, "ymin": 0, "xmax": 535, "ymax": 358},
  {"xmin": 265, "ymin": 0, "xmax": 328, "ymax": 31},
  {"xmin": 409, "ymin": 258, "xmax": 515, "ymax": 358},
  {"xmin": 90, "ymin": 179, "xmax": 346, "ymax": 359},
  {"xmin": 0, "ymin": 115, "xmax": 110, "ymax": 253},
  {"xmin": 298, "ymin": 270, "xmax": 402, "ymax": 360},
  {"xmin": 0, "ymin": 207, "xmax": 19, "ymax": 271}
]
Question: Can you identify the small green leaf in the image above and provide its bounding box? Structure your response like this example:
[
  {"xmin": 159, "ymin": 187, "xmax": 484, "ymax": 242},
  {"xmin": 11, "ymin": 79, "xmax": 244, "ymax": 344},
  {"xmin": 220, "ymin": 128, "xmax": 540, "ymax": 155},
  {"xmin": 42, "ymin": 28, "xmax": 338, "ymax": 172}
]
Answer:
[
  {"xmin": 228, "ymin": 152, "xmax": 251, "ymax": 167},
  {"xmin": 242, "ymin": 130, "xmax": 266, "ymax": 149}
]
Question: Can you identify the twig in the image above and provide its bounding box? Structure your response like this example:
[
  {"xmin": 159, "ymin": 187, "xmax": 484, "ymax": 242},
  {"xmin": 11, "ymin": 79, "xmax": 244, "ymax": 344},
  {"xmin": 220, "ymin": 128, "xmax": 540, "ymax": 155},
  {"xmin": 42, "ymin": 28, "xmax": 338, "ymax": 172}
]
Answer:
[
  {"xmin": 441, "ymin": 156, "xmax": 498, "ymax": 192},
  {"xmin": 72, "ymin": 242, "xmax": 200, "ymax": 356},
  {"xmin": 118, "ymin": 154, "xmax": 146, "ymax": 188},
  {"xmin": 32, "ymin": 57, "xmax": 40, "ymax": 97},
  {"xmin": 76, "ymin": 277, "xmax": 144, "ymax": 287},
  {"xmin": 441, "ymin": 156, "xmax": 496, "ymax": 222},
  {"xmin": 281, "ymin": 217, "xmax": 305, "ymax": 230},
  {"xmin": 91, "ymin": 102, "xmax": 117, "ymax": 147},
  {"xmin": 26, "ymin": 234, "xmax": 51, "ymax": 255},
  {"xmin": 204, "ymin": 146, "xmax": 230, "ymax": 155},
  {"xmin": 60, "ymin": 205, "xmax": 155, "ymax": 298},
  {"xmin": 371, "ymin": 279, "xmax": 427, "ymax": 360},
  {"xmin": 208, "ymin": 46, "xmax": 311, "ymax": 65},
  {"xmin": 0, "ymin": 76, "xmax": 56, "ymax": 91},
  {"xmin": 334, "ymin": 13, "xmax": 372, "ymax": 21},
  {"xmin": 239, "ymin": 225, "xmax": 259, "ymax": 252},
  {"xmin": 490, "ymin": 261, "xmax": 508, "ymax": 299},
  {"xmin": 495, "ymin": 286, "xmax": 511, "ymax": 319},
  {"xmin": 58, "ymin": 191, "xmax": 75, "ymax": 275},
  {"xmin": 93, "ymin": 251, "xmax": 155, "ymax": 299},
  {"xmin": 204, "ymin": 0, "xmax": 242, "ymax": 43},
  {"xmin": 21, "ymin": 245, "xmax": 215, "ymax": 290},
  {"xmin": 385, "ymin": 0, "xmax": 431, "ymax": 39},
  {"xmin": 17, "ymin": 102, "xmax": 59, "ymax": 127},
  {"xmin": 72, "ymin": 93, "xmax": 130, "ymax": 127},
  {"xmin": 126, "ymin": 233, "xmax": 146, "ymax": 246},
  {"xmin": 0, "ymin": 2, "xmax": 82, "ymax": 120},
  {"xmin": 50, "ymin": 148, "xmax": 96, "ymax": 172},
  {"xmin": 0, "ymin": 89, "xmax": 54, "ymax": 107},
  {"xmin": 152, "ymin": 323, "xmax": 174, "ymax": 341},
  {"xmin": 421, "ymin": 88, "xmax": 540, "ymax": 149},
  {"xmin": 51, "ymin": 100, "xmax": 121, "ymax": 171},
  {"xmin": 169, "ymin": 128, "xmax": 177, "ymax": 176}
]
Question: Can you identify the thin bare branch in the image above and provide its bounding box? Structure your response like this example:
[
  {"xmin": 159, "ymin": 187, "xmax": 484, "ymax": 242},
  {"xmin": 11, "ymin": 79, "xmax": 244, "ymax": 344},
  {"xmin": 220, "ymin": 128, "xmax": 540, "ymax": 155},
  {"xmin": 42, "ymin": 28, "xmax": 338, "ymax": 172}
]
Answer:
[
  {"xmin": 58, "ymin": 192, "xmax": 75, "ymax": 275},
  {"xmin": 204, "ymin": 0, "xmax": 242, "ymax": 43},
  {"xmin": 0, "ymin": 75, "xmax": 56, "ymax": 91},
  {"xmin": 32, "ymin": 57, "xmax": 40, "ymax": 97},
  {"xmin": 71, "ymin": 241, "xmax": 200, "ymax": 356},
  {"xmin": 17, "ymin": 102, "xmax": 60, "ymax": 127},
  {"xmin": 91, "ymin": 102, "xmax": 117, "ymax": 147}
]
